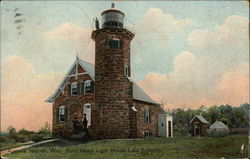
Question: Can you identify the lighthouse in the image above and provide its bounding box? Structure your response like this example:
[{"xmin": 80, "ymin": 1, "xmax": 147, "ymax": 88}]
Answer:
[
  {"xmin": 91, "ymin": 4, "xmax": 135, "ymax": 138},
  {"xmin": 47, "ymin": 3, "xmax": 171, "ymax": 139}
]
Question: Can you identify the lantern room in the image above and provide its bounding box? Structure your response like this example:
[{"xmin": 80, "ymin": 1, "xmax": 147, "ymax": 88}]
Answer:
[{"xmin": 101, "ymin": 3, "xmax": 124, "ymax": 28}]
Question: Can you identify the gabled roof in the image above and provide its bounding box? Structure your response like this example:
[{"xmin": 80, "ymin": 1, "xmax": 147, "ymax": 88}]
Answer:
[
  {"xmin": 45, "ymin": 58, "xmax": 95, "ymax": 103},
  {"xmin": 46, "ymin": 58, "xmax": 159, "ymax": 105},
  {"xmin": 190, "ymin": 115, "xmax": 209, "ymax": 124},
  {"xmin": 78, "ymin": 59, "xmax": 95, "ymax": 79},
  {"xmin": 210, "ymin": 121, "xmax": 228, "ymax": 129}
]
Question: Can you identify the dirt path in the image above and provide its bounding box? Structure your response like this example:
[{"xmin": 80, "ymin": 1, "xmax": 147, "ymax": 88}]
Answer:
[{"xmin": 0, "ymin": 139, "xmax": 60, "ymax": 159}]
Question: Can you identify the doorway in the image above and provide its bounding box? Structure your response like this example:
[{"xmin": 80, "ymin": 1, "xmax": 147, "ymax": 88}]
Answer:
[
  {"xmin": 195, "ymin": 122, "xmax": 200, "ymax": 136},
  {"xmin": 83, "ymin": 103, "xmax": 91, "ymax": 127},
  {"xmin": 168, "ymin": 121, "xmax": 172, "ymax": 137}
]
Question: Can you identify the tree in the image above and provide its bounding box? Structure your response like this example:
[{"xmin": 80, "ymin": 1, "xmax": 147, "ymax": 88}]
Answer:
[
  {"xmin": 38, "ymin": 122, "xmax": 52, "ymax": 139},
  {"xmin": 7, "ymin": 126, "xmax": 17, "ymax": 139}
]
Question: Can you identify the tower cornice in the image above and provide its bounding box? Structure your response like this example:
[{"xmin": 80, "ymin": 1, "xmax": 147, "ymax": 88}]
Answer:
[{"xmin": 91, "ymin": 28, "xmax": 134, "ymax": 41}]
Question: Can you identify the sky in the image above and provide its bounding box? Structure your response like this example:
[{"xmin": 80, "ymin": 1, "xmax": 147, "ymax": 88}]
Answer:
[{"xmin": 1, "ymin": 1, "xmax": 249, "ymax": 131}]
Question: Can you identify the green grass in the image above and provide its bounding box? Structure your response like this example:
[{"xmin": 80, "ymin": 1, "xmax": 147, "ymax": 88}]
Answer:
[
  {"xmin": 5, "ymin": 135, "xmax": 248, "ymax": 159},
  {"xmin": 1, "ymin": 142, "xmax": 31, "ymax": 151}
]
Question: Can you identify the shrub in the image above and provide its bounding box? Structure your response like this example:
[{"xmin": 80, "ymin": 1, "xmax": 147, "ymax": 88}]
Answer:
[
  {"xmin": 7, "ymin": 126, "xmax": 17, "ymax": 140},
  {"xmin": 0, "ymin": 135, "xmax": 9, "ymax": 143},
  {"xmin": 173, "ymin": 123, "xmax": 191, "ymax": 136},
  {"xmin": 15, "ymin": 134, "xmax": 29, "ymax": 142},
  {"xmin": 31, "ymin": 134, "xmax": 44, "ymax": 142},
  {"xmin": 53, "ymin": 124, "xmax": 72, "ymax": 138}
]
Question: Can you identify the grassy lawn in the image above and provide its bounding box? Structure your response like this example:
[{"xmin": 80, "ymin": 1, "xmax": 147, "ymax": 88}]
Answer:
[
  {"xmin": 5, "ymin": 135, "xmax": 248, "ymax": 159},
  {"xmin": 0, "ymin": 141, "xmax": 33, "ymax": 151}
]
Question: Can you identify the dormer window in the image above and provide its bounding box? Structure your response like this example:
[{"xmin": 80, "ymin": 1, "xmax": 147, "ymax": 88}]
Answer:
[
  {"xmin": 109, "ymin": 38, "xmax": 122, "ymax": 49},
  {"xmin": 71, "ymin": 82, "xmax": 78, "ymax": 96}
]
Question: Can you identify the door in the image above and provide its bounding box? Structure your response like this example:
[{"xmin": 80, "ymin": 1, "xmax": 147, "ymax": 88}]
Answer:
[
  {"xmin": 158, "ymin": 114, "xmax": 166, "ymax": 137},
  {"xmin": 83, "ymin": 104, "xmax": 91, "ymax": 127},
  {"xmin": 195, "ymin": 122, "xmax": 200, "ymax": 136}
]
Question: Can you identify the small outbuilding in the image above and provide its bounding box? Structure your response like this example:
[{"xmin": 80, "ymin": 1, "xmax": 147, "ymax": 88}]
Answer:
[
  {"xmin": 190, "ymin": 115, "xmax": 209, "ymax": 136},
  {"xmin": 158, "ymin": 113, "xmax": 173, "ymax": 137},
  {"xmin": 207, "ymin": 121, "xmax": 229, "ymax": 136}
]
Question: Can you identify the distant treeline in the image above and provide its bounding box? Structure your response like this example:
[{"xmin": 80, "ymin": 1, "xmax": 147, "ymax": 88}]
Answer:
[{"xmin": 171, "ymin": 103, "xmax": 249, "ymax": 136}]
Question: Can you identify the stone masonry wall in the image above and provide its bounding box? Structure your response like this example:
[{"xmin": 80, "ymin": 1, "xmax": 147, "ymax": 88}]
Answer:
[
  {"xmin": 133, "ymin": 100, "xmax": 160, "ymax": 138},
  {"xmin": 91, "ymin": 28, "xmax": 135, "ymax": 139},
  {"xmin": 52, "ymin": 65, "xmax": 95, "ymax": 137}
]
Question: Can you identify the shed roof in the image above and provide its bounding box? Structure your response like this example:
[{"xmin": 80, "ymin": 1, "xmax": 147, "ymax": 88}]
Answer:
[
  {"xmin": 46, "ymin": 58, "xmax": 159, "ymax": 105},
  {"xmin": 190, "ymin": 115, "xmax": 209, "ymax": 124},
  {"xmin": 210, "ymin": 121, "xmax": 228, "ymax": 129}
]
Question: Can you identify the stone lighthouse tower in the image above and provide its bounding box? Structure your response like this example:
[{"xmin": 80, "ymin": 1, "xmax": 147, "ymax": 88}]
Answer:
[{"xmin": 91, "ymin": 4, "xmax": 135, "ymax": 138}]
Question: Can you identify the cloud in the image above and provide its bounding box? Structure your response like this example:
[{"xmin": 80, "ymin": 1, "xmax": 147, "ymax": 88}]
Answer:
[
  {"xmin": 137, "ymin": 15, "xmax": 249, "ymax": 109},
  {"xmin": 131, "ymin": 8, "xmax": 192, "ymax": 80},
  {"xmin": 187, "ymin": 15, "xmax": 248, "ymax": 63},
  {"xmin": 43, "ymin": 23, "xmax": 94, "ymax": 63},
  {"xmin": 1, "ymin": 55, "xmax": 63, "ymax": 131},
  {"xmin": 134, "ymin": 8, "xmax": 191, "ymax": 48},
  {"xmin": 44, "ymin": 23, "xmax": 91, "ymax": 41}
]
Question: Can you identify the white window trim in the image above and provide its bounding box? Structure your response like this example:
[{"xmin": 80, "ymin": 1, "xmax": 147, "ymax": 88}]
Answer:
[
  {"xmin": 144, "ymin": 130, "xmax": 150, "ymax": 137},
  {"xmin": 59, "ymin": 106, "xmax": 66, "ymax": 122},
  {"xmin": 84, "ymin": 80, "xmax": 91, "ymax": 94},
  {"xmin": 145, "ymin": 108, "xmax": 150, "ymax": 123},
  {"xmin": 71, "ymin": 82, "xmax": 78, "ymax": 96},
  {"xmin": 124, "ymin": 65, "xmax": 129, "ymax": 76}
]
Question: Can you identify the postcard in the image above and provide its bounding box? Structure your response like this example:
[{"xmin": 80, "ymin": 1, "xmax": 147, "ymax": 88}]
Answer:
[{"xmin": 1, "ymin": 1, "xmax": 249, "ymax": 159}]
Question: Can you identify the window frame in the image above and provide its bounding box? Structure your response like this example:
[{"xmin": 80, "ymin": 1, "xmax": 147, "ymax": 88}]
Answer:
[
  {"xmin": 144, "ymin": 108, "xmax": 150, "ymax": 123},
  {"xmin": 144, "ymin": 130, "xmax": 150, "ymax": 137},
  {"xmin": 124, "ymin": 65, "xmax": 129, "ymax": 77},
  {"xmin": 71, "ymin": 82, "xmax": 78, "ymax": 96},
  {"xmin": 109, "ymin": 38, "xmax": 121, "ymax": 49},
  {"xmin": 84, "ymin": 80, "xmax": 92, "ymax": 94},
  {"xmin": 59, "ymin": 106, "xmax": 66, "ymax": 122}
]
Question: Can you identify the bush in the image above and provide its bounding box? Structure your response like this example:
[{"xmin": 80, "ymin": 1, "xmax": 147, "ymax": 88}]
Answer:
[
  {"xmin": 7, "ymin": 126, "xmax": 17, "ymax": 140},
  {"xmin": 15, "ymin": 134, "xmax": 29, "ymax": 142},
  {"xmin": 31, "ymin": 134, "xmax": 44, "ymax": 142},
  {"xmin": 173, "ymin": 123, "xmax": 191, "ymax": 136},
  {"xmin": 53, "ymin": 124, "xmax": 72, "ymax": 138},
  {"xmin": 0, "ymin": 135, "xmax": 9, "ymax": 143}
]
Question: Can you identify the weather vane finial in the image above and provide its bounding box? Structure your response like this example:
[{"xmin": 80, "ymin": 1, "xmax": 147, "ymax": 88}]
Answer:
[{"xmin": 76, "ymin": 52, "xmax": 79, "ymax": 60}]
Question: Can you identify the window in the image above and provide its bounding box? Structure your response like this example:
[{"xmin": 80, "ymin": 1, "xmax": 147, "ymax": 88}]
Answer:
[
  {"xmin": 144, "ymin": 108, "xmax": 150, "ymax": 123},
  {"xmin": 59, "ymin": 106, "xmax": 66, "ymax": 122},
  {"xmin": 124, "ymin": 65, "xmax": 129, "ymax": 76},
  {"xmin": 109, "ymin": 39, "xmax": 121, "ymax": 49},
  {"xmin": 71, "ymin": 82, "xmax": 78, "ymax": 96},
  {"xmin": 84, "ymin": 80, "xmax": 91, "ymax": 94},
  {"xmin": 144, "ymin": 130, "xmax": 150, "ymax": 137}
]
